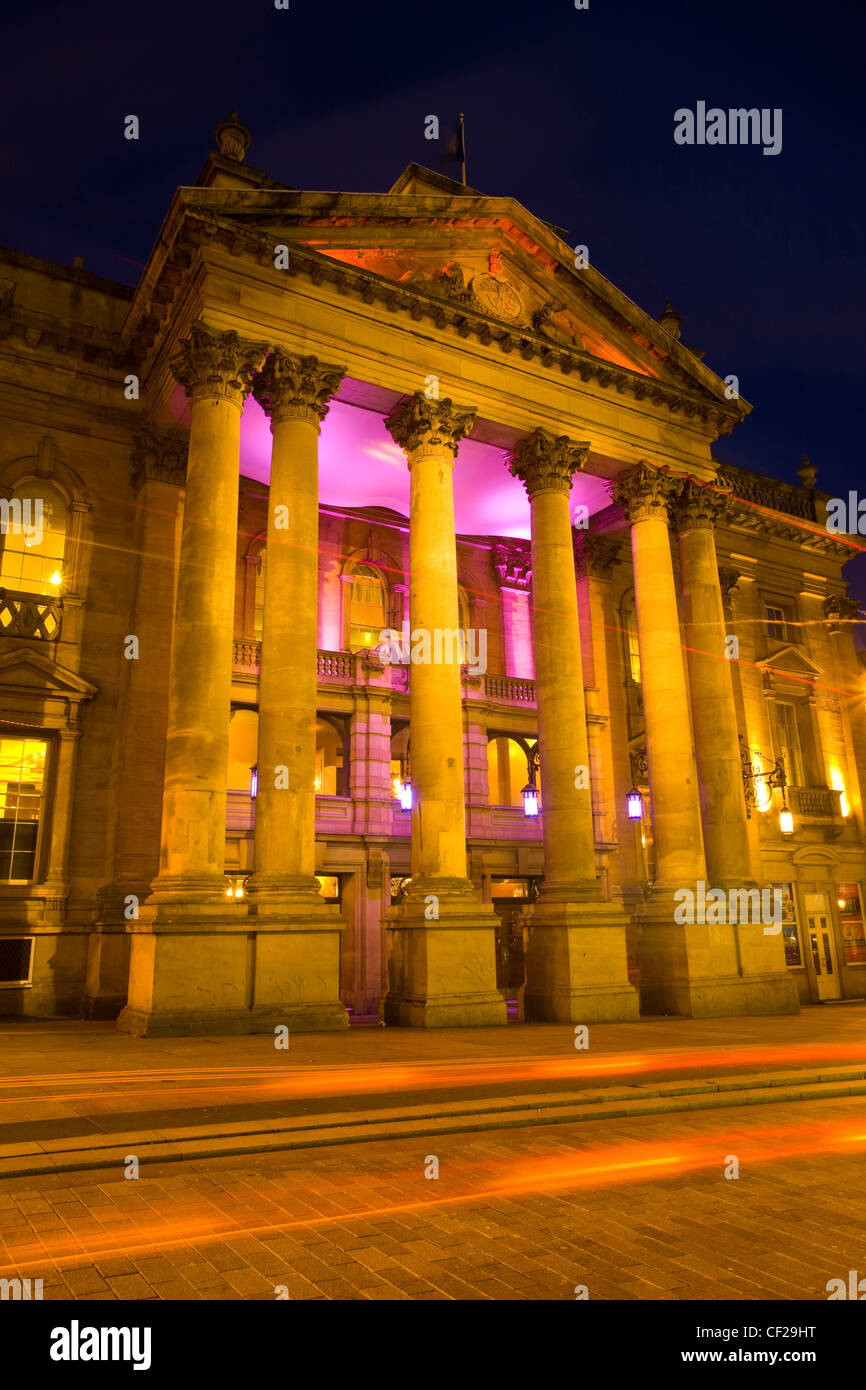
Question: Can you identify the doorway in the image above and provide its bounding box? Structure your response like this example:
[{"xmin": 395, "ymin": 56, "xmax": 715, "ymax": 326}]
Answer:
[{"xmin": 804, "ymin": 892, "xmax": 842, "ymax": 1001}]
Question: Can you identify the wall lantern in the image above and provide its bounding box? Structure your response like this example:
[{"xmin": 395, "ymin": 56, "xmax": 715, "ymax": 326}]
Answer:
[
  {"xmin": 249, "ymin": 764, "xmax": 258, "ymax": 800},
  {"xmin": 399, "ymin": 780, "xmax": 413, "ymax": 811},
  {"xmin": 626, "ymin": 787, "xmax": 644, "ymax": 821},
  {"xmin": 522, "ymin": 784, "xmax": 540, "ymax": 818},
  {"xmin": 740, "ymin": 737, "xmax": 794, "ymax": 836}
]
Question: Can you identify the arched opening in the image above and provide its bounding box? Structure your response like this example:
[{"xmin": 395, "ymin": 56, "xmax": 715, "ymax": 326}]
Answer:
[
  {"xmin": 348, "ymin": 564, "xmax": 387, "ymax": 651},
  {"xmin": 486, "ymin": 733, "xmax": 540, "ymax": 809},
  {"xmin": 315, "ymin": 715, "xmax": 347, "ymax": 795}
]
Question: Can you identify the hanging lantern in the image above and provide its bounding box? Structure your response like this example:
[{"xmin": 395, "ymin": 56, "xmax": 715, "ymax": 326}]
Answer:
[
  {"xmin": 250, "ymin": 765, "xmax": 258, "ymax": 800},
  {"xmin": 779, "ymin": 803, "xmax": 794, "ymax": 835},
  {"xmin": 626, "ymin": 787, "xmax": 643, "ymax": 821},
  {"xmin": 399, "ymin": 781, "xmax": 413, "ymax": 811},
  {"xmin": 522, "ymin": 784, "xmax": 539, "ymax": 818}
]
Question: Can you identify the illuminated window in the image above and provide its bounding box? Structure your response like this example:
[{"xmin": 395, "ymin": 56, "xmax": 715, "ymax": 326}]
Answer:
[
  {"xmin": 0, "ymin": 737, "xmax": 48, "ymax": 882},
  {"xmin": 837, "ymin": 883, "xmax": 866, "ymax": 965},
  {"xmin": 622, "ymin": 593, "xmax": 641, "ymax": 684},
  {"xmin": 0, "ymin": 483, "xmax": 67, "ymax": 595},
  {"xmin": 771, "ymin": 883, "xmax": 802, "ymax": 966},
  {"xmin": 775, "ymin": 702, "xmax": 804, "ymax": 787},
  {"xmin": 349, "ymin": 565, "xmax": 386, "ymax": 650},
  {"xmin": 253, "ymin": 549, "xmax": 266, "ymax": 640}
]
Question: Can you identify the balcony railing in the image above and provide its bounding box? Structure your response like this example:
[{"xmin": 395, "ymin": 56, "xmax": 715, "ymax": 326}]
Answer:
[
  {"xmin": 0, "ymin": 589, "xmax": 62, "ymax": 640},
  {"xmin": 483, "ymin": 674, "xmax": 536, "ymax": 703},
  {"xmin": 232, "ymin": 639, "xmax": 538, "ymax": 704},
  {"xmin": 789, "ymin": 786, "xmax": 843, "ymax": 819}
]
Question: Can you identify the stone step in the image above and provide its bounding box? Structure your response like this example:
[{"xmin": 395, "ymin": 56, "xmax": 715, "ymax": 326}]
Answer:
[{"xmin": 1, "ymin": 1065, "xmax": 865, "ymax": 1178}]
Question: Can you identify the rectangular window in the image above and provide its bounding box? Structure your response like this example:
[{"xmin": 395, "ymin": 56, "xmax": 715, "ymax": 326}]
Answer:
[
  {"xmin": 772, "ymin": 882, "xmax": 802, "ymax": 966},
  {"xmin": 627, "ymin": 628, "xmax": 641, "ymax": 684},
  {"xmin": 765, "ymin": 604, "xmax": 788, "ymax": 641},
  {"xmin": 837, "ymin": 883, "xmax": 866, "ymax": 965},
  {"xmin": 775, "ymin": 703, "xmax": 804, "ymax": 787},
  {"xmin": 0, "ymin": 937, "xmax": 34, "ymax": 986},
  {"xmin": 0, "ymin": 737, "xmax": 47, "ymax": 882}
]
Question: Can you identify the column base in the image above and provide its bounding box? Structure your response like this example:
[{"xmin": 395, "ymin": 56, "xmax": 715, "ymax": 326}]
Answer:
[
  {"xmin": 383, "ymin": 880, "xmax": 507, "ymax": 1029},
  {"xmin": 522, "ymin": 892, "xmax": 640, "ymax": 1024},
  {"xmin": 637, "ymin": 893, "xmax": 800, "ymax": 1018},
  {"xmin": 116, "ymin": 899, "xmax": 348, "ymax": 1037}
]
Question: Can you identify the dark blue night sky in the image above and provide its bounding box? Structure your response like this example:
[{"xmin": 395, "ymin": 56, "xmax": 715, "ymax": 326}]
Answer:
[{"xmin": 1, "ymin": 0, "xmax": 863, "ymax": 610}]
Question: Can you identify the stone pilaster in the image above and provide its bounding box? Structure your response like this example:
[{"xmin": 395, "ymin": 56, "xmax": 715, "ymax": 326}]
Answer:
[
  {"xmin": 118, "ymin": 322, "xmax": 269, "ymax": 1037},
  {"xmin": 89, "ymin": 429, "xmax": 186, "ymax": 1018},
  {"xmin": 382, "ymin": 393, "xmax": 505, "ymax": 1028},
  {"xmin": 505, "ymin": 430, "xmax": 637, "ymax": 1022}
]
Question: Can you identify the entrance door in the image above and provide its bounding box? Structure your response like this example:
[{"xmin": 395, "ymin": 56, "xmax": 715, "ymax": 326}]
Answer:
[{"xmin": 805, "ymin": 892, "xmax": 842, "ymax": 1001}]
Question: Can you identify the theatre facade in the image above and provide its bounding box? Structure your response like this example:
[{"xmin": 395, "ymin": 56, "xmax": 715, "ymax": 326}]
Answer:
[{"xmin": 0, "ymin": 117, "xmax": 864, "ymax": 1034}]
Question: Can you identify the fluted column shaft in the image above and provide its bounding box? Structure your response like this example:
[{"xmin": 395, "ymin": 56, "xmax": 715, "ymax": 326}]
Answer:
[
  {"xmin": 673, "ymin": 484, "xmax": 753, "ymax": 887},
  {"xmin": 248, "ymin": 352, "xmax": 345, "ymax": 895},
  {"xmin": 153, "ymin": 323, "xmax": 266, "ymax": 895},
  {"xmin": 611, "ymin": 464, "xmax": 706, "ymax": 891},
  {"xmin": 386, "ymin": 394, "xmax": 474, "ymax": 884},
  {"xmin": 508, "ymin": 430, "xmax": 597, "ymax": 895}
]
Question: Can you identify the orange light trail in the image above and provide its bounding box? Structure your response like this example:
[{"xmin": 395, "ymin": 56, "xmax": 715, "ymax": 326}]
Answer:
[
  {"xmin": 1, "ymin": 1111, "xmax": 864, "ymax": 1278},
  {"xmin": 0, "ymin": 1041, "xmax": 864, "ymax": 1111}
]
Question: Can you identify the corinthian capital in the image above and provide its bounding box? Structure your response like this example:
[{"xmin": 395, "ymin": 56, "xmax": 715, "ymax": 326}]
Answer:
[
  {"xmin": 170, "ymin": 322, "xmax": 268, "ymax": 408},
  {"xmin": 252, "ymin": 349, "xmax": 346, "ymax": 427},
  {"xmin": 507, "ymin": 428, "xmax": 590, "ymax": 500},
  {"xmin": 573, "ymin": 531, "xmax": 622, "ymax": 579},
  {"xmin": 608, "ymin": 462, "xmax": 682, "ymax": 524},
  {"xmin": 385, "ymin": 392, "xmax": 477, "ymax": 457},
  {"xmin": 671, "ymin": 478, "xmax": 733, "ymax": 532}
]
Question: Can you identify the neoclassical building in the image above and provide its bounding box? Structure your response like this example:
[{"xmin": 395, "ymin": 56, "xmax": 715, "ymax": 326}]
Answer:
[{"xmin": 0, "ymin": 116, "xmax": 863, "ymax": 1033}]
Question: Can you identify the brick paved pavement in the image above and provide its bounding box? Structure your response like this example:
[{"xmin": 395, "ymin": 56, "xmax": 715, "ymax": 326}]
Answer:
[{"xmin": 1, "ymin": 1095, "xmax": 865, "ymax": 1301}]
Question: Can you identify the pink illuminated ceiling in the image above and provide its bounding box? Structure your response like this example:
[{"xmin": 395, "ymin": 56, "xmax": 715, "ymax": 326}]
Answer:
[{"xmin": 165, "ymin": 384, "xmax": 613, "ymax": 539}]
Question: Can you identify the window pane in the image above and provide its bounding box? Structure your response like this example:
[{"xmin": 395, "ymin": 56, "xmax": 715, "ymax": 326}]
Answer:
[
  {"xmin": 0, "ymin": 737, "xmax": 47, "ymax": 882},
  {"xmin": 0, "ymin": 485, "xmax": 67, "ymax": 596}
]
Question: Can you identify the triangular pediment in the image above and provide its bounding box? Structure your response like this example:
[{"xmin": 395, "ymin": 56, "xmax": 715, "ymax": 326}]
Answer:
[
  {"xmin": 167, "ymin": 173, "xmax": 741, "ymax": 409},
  {"xmin": 0, "ymin": 648, "xmax": 98, "ymax": 701},
  {"xmin": 757, "ymin": 645, "xmax": 823, "ymax": 679}
]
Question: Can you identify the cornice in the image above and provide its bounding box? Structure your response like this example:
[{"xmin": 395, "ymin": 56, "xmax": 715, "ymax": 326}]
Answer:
[{"xmin": 123, "ymin": 207, "xmax": 745, "ymax": 436}]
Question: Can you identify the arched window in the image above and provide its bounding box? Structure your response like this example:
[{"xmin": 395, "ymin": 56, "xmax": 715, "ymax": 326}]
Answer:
[
  {"xmin": 253, "ymin": 549, "xmax": 266, "ymax": 640},
  {"xmin": 0, "ymin": 481, "xmax": 68, "ymax": 595},
  {"xmin": 349, "ymin": 565, "xmax": 386, "ymax": 651}
]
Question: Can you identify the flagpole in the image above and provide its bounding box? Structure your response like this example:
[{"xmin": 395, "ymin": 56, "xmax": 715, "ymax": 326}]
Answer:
[{"xmin": 459, "ymin": 112, "xmax": 467, "ymax": 185}]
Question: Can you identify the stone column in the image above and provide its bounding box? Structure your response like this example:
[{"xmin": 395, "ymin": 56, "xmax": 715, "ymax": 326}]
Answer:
[
  {"xmin": 244, "ymin": 351, "xmax": 348, "ymax": 1031},
  {"xmin": 610, "ymin": 462, "xmax": 795, "ymax": 1018},
  {"xmin": 117, "ymin": 322, "xmax": 267, "ymax": 1037},
  {"xmin": 506, "ymin": 430, "xmax": 637, "ymax": 1022},
  {"xmin": 382, "ymin": 393, "xmax": 505, "ymax": 1027},
  {"xmin": 153, "ymin": 323, "xmax": 267, "ymax": 900},
  {"xmin": 672, "ymin": 482, "xmax": 797, "ymax": 1014},
  {"xmin": 672, "ymin": 483, "xmax": 754, "ymax": 887}
]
